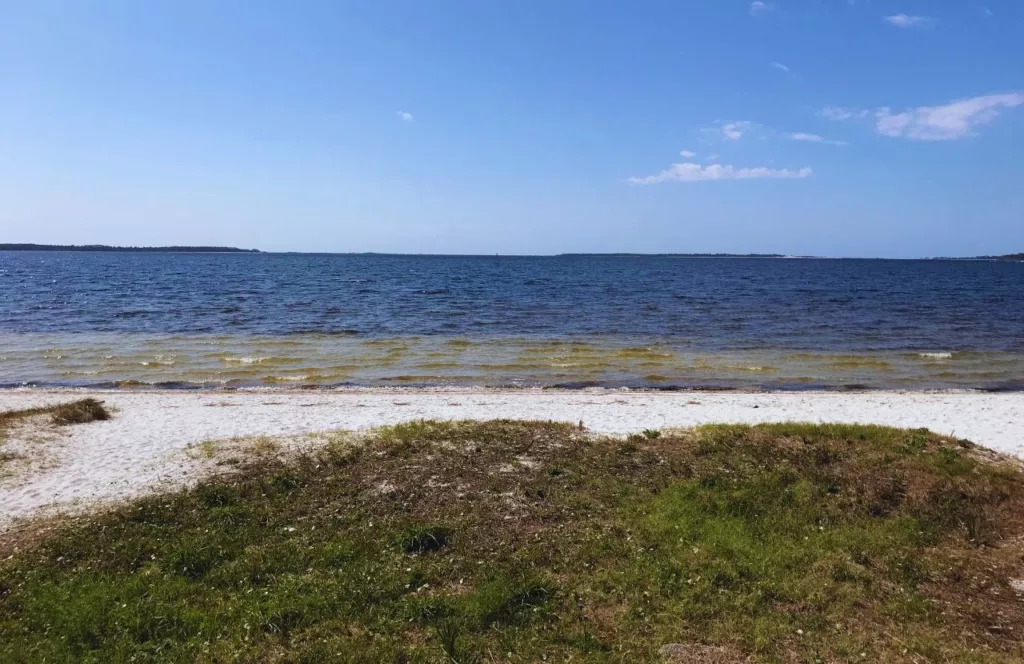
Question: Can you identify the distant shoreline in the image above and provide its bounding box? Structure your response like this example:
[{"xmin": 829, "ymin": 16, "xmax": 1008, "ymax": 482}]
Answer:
[
  {"xmin": 1, "ymin": 246, "xmax": 1021, "ymax": 260},
  {"xmin": 0, "ymin": 244, "xmax": 259, "ymax": 253}
]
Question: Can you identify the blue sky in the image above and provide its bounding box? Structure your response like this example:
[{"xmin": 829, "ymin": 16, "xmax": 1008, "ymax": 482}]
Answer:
[{"xmin": 2, "ymin": 1, "xmax": 1023, "ymax": 256}]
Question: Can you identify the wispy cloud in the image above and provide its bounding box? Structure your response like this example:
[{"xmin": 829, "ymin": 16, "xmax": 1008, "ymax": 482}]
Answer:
[
  {"xmin": 749, "ymin": 1, "xmax": 774, "ymax": 16},
  {"xmin": 820, "ymin": 107, "xmax": 869, "ymax": 121},
  {"xmin": 396, "ymin": 111, "xmax": 414, "ymax": 122},
  {"xmin": 770, "ymin": 61, "xmax": 794, "ymax": 76},
  {"xmin": 722, "ymin": 121, "xmax": 754, "ymax": 140},
  {"xmin": 821, "ymin": 94, "xmax": 1024, "ymax": 140},
  {"xmin": 787, "ymin": 132, "xmax": 849, "ymax": 146},
  {"xmin": 629, "ymin": 161, "xmax": 812, "ymax": 185},
  {"xmin": 699, "ymin": 121, "xmax": 756, "ymax": 142},
  {"xmin": 874, "ymin": 94, "xmax": 1024, "ymax": 140},
  {"xmin": 884, "ymin": 14, "xmax": 934, "ymax": 28},
  {"xmin": 679, "ymin": 149, "xmax": 698, "ymax": 158}
]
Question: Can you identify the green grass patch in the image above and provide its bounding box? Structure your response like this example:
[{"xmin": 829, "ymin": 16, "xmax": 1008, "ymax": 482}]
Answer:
[{"xmin": 2, "ymin": 420, "xmax": 1024, "ymax": 662}]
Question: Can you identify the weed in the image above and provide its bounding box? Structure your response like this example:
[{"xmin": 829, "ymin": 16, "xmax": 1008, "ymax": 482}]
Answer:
[
  {"xmin": 434, "ymin": 619, "xmax": 479, "ymax": 663},
  {"xmin": 0, "ymin": 399, "xmax": 112, "ymax": 472},
  {"xmin": 401, "ymin": 526, "xmax": 450, "ymax": 554},
  {"xmin": 49, "ymin": 399, "xmax": 110, "ymax": 426}
]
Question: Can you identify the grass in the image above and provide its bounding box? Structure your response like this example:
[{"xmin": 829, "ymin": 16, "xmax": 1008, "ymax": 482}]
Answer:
[
  {"xmin": 48, "ymin": 398, "xmax": 111, "ymax": 426},
  {"xmin": 0, "ymin": 398, "xmax": 110, "ymax": 432},
  {"xmin": 1, "ymin": 420, "xmax": 1024, "ymax": 662},
  {"xmin": 0, "ymin": 399, "xmax": 111, "ymax": 471}
]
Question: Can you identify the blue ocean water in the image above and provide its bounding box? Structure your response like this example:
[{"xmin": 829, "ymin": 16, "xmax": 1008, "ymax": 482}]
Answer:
[{"xmin": 1, "ymin": 252, "xmax": 1022, "ymax": 390}]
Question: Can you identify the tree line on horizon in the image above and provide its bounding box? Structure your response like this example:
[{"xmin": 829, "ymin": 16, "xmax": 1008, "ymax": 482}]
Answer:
[{"xmin": 0, "ymin": 244, "xmax": 259, "ymax": 253}]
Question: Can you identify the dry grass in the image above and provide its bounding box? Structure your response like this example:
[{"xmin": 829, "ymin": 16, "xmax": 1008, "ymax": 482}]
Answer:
[
  {"xmin": 48, "ymin": 399, "xmax": 110, "ymax": 426},
  {"xmin": 1, "ymin": 420, "xmax": 1024, "ymax": 662},
  {"xmin": 0, "ymin": 399, "xmax": 111, "ymax": 473},
  {"xmin": 0, "ymin": 398, "xmax": 110, "ymax": 432}
]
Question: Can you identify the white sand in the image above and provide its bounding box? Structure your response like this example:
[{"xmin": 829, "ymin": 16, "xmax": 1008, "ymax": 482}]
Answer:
[{"xmin": 1, "ymin": 388, "xmax": 1022, "ymax": 529}]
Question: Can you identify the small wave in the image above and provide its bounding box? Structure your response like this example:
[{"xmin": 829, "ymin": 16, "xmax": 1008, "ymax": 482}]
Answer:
[
  {"xmin": 918, "ymin": 352, "xmax": 954, "ymax": 360},
  {"xmin": 222, "ymin": 356, "xmax": 269, "ymax": 365}
]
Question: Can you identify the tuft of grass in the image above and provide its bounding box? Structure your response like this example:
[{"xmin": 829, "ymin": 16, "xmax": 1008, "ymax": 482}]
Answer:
[
  {"xmin": 0, "ymin": 399, "xmax": 111, "ymax": 472},
  {"xmin": 0, "ymin": 398, "xmax": 110, "ymax": 431},
  {"xmin": 49, "ymin": 398, "xmax": 110, "ymax": 426},
  {"xmin": 2, "ymin": 420, "xmax": 1024, "ymax": 662},
  {"xmin": 401, "ymin": 526, "xmax": 450, "ymax": 554},
  {"xmin": 434, "ymin": 619, "xmax": 480, "ymax": 664}
]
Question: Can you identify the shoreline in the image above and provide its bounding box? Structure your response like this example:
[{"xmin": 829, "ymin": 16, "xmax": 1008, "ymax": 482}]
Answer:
[
  {"xmin": 2, "ymin": 388, "xmax": 1023, "ymax": 529},
  {"xmin": 5, "ymin": 333, "xmax": 1023, "ymax": 394},
  {"xmin": 2, "ymin": 384, "xmax": 1022, "ymax": 394}
]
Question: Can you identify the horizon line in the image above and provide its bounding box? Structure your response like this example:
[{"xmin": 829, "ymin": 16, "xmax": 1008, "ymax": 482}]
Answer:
[{"xmin": 1, "ymin": 244, "xmax": 1022, "ymax": 261}]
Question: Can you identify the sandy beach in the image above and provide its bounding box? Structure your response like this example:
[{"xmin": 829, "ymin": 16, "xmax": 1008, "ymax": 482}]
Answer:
[{"xmin": 0, "ymin": 388, "xmax": 1021, "ymax": 529}]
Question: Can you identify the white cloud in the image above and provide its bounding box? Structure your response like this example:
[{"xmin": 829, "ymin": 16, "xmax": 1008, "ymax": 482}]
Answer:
[
  {"xmin": 629, "ymin": 161, "xmax": 812, "ymax": 184},
  {"xmin": 874, "ymin": 93, "xmax": 1024, "ymax": 140},
  {"xmin": 396, "ymin": 111, "xmax": 414, "ymax": 122},
  {"xmin": 721, "ymin": 121, "xmax": 754, "ymax": 140},
  {"xmin": 699, "ymin": 121, "xmax": 755, "ymax": 142},
  {"xmin": 770, "ymin": 61, "xmax": 793, "ymax": 76},
  {"xmin": 679, "ymin": 149, "xmax": 698, "ymax": 158},
  {"xmin": 820, "ymin": 106, "xmax": 869, "ymax": 121},
  {"xmin": 884, "ymin": 14, "xmax": 934, "ymax": 28},
  {"xmin": 787, "ymin": 132, "xmax": 849, "ymax": 146},
  {"xmin": 749, "ymin": 1, "xmax": 773, "ymax": 16}
]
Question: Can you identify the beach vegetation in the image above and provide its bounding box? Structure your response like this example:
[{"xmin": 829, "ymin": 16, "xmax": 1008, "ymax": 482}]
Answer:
[
  {"xmin": 2, "ymin": 420, "xmax": 1024, "ymax": 661},
  {"xmin": 0, "ymin": 399, "xmax": 111, "ymax": 472}
]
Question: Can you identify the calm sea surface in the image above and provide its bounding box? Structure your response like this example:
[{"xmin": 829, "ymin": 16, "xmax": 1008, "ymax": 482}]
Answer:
[{"xmin": 1, "ymin": 252, "xmax": 1022, "ymax": 390}]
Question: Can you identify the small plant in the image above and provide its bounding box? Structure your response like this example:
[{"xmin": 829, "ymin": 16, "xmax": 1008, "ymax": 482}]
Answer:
[
  {"xmin": 618, "ymin": 439, "xmax": 639, "ymax": 455},
  {"xmin": 435, "ymin": 620, "xmax": 479, "ymax": 664},
  {"xmin": 962, "ymin": 508, "xmax": 987, "ymax": 545},
  {"xmin": 401, "ymin": 526, "xmax": 450, "ymax": 554},
  {"xmin": 574, "ymin": 592, "xmax": 598, "ymax": 652},
  {"xmin": 50, "ymin": 398, "xmax": 110, "ymax": 426},
  {"xmin": 642, "ymin": 428, "xmax": 661, "ymax": 440}
]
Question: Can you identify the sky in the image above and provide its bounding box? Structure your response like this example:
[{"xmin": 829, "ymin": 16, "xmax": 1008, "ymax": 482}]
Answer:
[{"xmin": 2, "ymin": 1, "xmax": 1023, "ymax": 257}]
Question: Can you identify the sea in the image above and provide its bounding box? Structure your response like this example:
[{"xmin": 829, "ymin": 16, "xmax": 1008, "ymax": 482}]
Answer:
[{"xmin": 1, "ymin": 251, "xmax": 1022, "ymax": 391}]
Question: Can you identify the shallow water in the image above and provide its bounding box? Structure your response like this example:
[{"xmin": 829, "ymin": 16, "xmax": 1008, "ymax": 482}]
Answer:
[{"xmin": 1, "ymin": 253, "xmax": 1022, "ymax": 390}]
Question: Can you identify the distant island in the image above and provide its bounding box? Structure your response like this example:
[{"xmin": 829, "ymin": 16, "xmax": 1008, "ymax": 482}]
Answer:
[
  {"xmin": 976, "ymin": 253, "xmax": 1024, "ymax": 261},
  {"xmin": 556, "ymin": 253, "xmax": 785, "ymax": 258},
  {"xmin": 0, "ymin": 244, "xmax": 259, "ymax": 253},
  {"xmin": 929, "ymin": 253, "xmax": 1024, "ymax": 262}
]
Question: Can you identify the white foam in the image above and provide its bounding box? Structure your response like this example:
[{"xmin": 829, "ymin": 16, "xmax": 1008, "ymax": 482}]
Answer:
[
  {"xmin": 222, "ymin": 357, "xmax": 268, "ymax": 365},
  {"xmin": 918, "ymin": 352, "xmax": 954, "ymax": 359}
]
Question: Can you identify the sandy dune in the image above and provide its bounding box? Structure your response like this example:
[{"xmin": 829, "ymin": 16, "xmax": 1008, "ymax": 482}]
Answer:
[{"xmin": 1, "ymin": 388, "xmax": 1022, "ymax": 529}]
